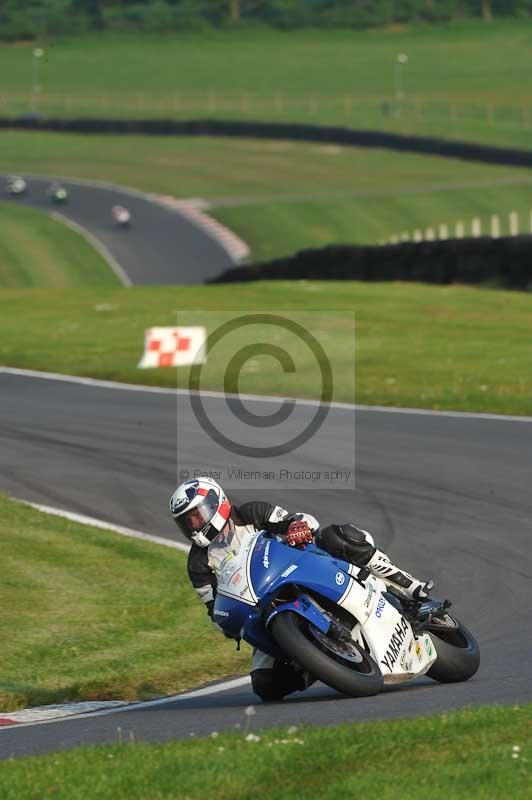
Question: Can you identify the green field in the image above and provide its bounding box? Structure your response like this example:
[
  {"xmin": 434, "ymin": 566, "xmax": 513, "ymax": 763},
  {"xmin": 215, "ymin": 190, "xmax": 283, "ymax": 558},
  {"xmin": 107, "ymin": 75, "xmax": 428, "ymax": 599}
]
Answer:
[
  {"xmin": 1, "ymin": 705, "xmax": 530, "ymax": 799},
  {"xmin": 0, "ymin": 203, "xmax": 119, "ymax": 287},
  {"xmin": 0, "ymin": 495, "xmax": 249, "ymax": 711},
  {"xmin": 2, "ymin": 131, "xmax": 532, "ymax": 261},
  {"xmin": 1, "ymin": 21, "xmax": 532, "ymax": 149},
  {"xmin": 1, "ymin": 281, "xmax": 531, "ymax": 415}
]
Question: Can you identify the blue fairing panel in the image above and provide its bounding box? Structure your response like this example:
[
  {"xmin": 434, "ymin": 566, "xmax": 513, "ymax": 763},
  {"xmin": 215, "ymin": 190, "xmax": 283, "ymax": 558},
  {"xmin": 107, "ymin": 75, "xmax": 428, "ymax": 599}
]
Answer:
[
  {"xmin": 266, "ymin": 596, "xmax": 331, "ymax": 634},
  {"xmin": 212, "ymin": 593, "xmax": 253, "ymax": 637},
  {"xmin": 250, "ymin": 537, "xmax": 351, "ymax": 604}
]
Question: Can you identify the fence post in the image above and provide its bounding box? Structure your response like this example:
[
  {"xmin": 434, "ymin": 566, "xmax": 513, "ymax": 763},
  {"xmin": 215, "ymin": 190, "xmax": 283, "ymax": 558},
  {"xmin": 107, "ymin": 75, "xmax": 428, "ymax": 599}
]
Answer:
[
  {"xmin": 425, "ymin": 228, "xmax": 435, "ymax": 241},
  {"xmin": 455, "ymin": 221, "xmax": 464, "ymax": 239},
  {"xmin": 509, "ymin": 211, "xmax": 519, "ymax": 236},
  {"xmin": 400, "ymin": 232, "xmax": 410, "ymax": 242},
  {"xmin": 438, "ymin": 224, "xmax": 448, "ymax": 240},
  {"xmin": 490, "ymin": 215, "xmax": 500, "ymax": 238},
  {"xmin": 471, "ymin": 218, "xmax": 481, "ymax": 238},
  {"xmin": 413, "ymin": 229, "xmax": 423, "ymax": 242}
]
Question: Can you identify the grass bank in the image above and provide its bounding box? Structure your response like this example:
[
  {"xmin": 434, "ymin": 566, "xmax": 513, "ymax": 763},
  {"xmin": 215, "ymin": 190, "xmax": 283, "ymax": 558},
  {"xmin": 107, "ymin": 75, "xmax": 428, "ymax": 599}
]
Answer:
[
  {"xmin": 1, "ymin": 281, "xmax": 531, "ymax": 416},
  {"xmin": 1, "ymin": 21, "xmax": 532, "ymax": 149},
  {"xmin": 0, "ymin": 495, "xmax": 248, "ymax": 712},
  {"xmin": 0, "ymin": 203, "xmax": 119, "ymax": 288},
  {"xmin": 2, "ymin": 132, "xmax": 532, "ymax": 259},
  {"xmin": 1, "ymin": 705, "xmax": 530, "ymax": 799}
]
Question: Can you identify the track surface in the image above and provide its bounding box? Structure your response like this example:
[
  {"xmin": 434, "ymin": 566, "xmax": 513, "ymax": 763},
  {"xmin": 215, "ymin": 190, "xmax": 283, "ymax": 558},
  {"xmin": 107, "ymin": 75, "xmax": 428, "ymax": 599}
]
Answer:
[
  {"xmin": 1, "ymin": 371, "xmax": 531, "ymax": 759},
  {"xmin": 0, "ymin": 176, "xmax": 234, "ymax": 284}
]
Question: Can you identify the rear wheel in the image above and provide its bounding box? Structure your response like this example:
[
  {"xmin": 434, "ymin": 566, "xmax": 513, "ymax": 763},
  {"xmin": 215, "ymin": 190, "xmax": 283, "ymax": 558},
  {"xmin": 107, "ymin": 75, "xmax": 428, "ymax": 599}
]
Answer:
[
  {"xmin": 427, "ymin": 618, "xmax": 480, "ymax": 683},
  {"xmin": 270, "ymin": 611, "xmax": 383, "ymax": 698}
]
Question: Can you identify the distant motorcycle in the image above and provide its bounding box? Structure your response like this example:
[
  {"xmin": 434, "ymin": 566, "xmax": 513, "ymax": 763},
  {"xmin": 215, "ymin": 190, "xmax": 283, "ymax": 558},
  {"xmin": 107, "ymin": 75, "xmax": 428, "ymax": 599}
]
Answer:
[
  {"xmin": 6, "ymin": 176, "xmax": 27, "ymax": 196},
  {"xmin": 211, "ymin": 529, "xmax": 480, "ymax": 698},
  {"xmin": 47, "ymin": 183, "xmax": 69, "ymax": 204},
  {"xmin": 112, "ymin": 204, "xmax": 131, "ymax": 229}
]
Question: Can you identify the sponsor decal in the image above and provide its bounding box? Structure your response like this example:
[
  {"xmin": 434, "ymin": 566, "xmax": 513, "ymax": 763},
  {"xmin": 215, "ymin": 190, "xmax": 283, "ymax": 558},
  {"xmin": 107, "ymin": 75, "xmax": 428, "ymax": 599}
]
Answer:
[
  {"xmin": 263, "ymin": 540, "xmax": 271, "ymax": 569},
  {"xmin": 415, "ymin": 641, "xmax": 422, "ymax": 660},
  {"xmin": 281, "ymin": 564, "xmax": 298, "ymax": 578},
  {"xmin": 231, "ymin": 571, "xmax": 242, "ymax": 587},
  {"xmin": 380, "ymin": 617, "xmax": 410, "ymax": 672},
  {"xmin": 364, "ymin": 582, "xmax": 376, "ymax": 608},
  {"xmin": 426, "ymin": 638, "xmax": 433, "ymax": 657},
  {"xmin": 375, "ymin": 596, "xmax": 386, "ymax": 618},
  {"xmin": 214, "ymin": 610, "xmax": 229, "ymax": 618},
  {"xmin": 400, "ymin": 650, "xmax": 409, "ymax": 671},
  {"xmin": 335, "ymin": 571, "xmax": 345, "ymax": 586}
]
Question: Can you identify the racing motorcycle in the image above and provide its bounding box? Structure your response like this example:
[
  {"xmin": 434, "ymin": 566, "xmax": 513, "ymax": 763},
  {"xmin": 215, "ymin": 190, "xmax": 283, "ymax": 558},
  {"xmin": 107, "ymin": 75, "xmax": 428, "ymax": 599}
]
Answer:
[
  {"xmin": 47, "ymin": 182, "xmax": 69, "ymax": 204},
  {"xmin": 211, "ymin": 529, "xmax": 480, "ymax": 697},
  {"xmin": 112, "ymin": 204, "xmax": 131, "ymax": 228},
  {"xmin": 6, "ymin": 176, "xmax": 27, "ymax": 196}
]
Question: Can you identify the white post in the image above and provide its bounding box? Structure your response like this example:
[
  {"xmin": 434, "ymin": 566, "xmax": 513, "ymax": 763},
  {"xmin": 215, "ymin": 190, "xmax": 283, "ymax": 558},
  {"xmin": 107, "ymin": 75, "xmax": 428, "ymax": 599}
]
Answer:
[
  {"xmin": 471, "ymin": 218, "xmax": 481, "ymax": 238},
  {"xmin": 509, "ymin": 211, "xmax": 519, "ymax": 236},
  {"xmin": 425, "ymin": 228, "xmax": 435, "ymax": 241},
  {"xmin": 438, "ymin": 224, "xmax": 448, "ymax": 240},
  {"xmin": 394, "ymin": 53, "xmax": 408, "ymax": 117},
  {"xmin": 455, "ymin": 221, "xmax": 465, "ymax": 239},
  {"xmin": 400, "ymin": 232, "xmax": 410, "ymax": 241},
  {"xmin": 490, "ymin": 215, "xmax": 500, "ymax": 238},
  {"xmin": 31, "ymin": 47, "xmax": 44, "ymax": 116},
  {"xmin": 413, "ymin": 229, "xmax": 423, "ymax": 242}
]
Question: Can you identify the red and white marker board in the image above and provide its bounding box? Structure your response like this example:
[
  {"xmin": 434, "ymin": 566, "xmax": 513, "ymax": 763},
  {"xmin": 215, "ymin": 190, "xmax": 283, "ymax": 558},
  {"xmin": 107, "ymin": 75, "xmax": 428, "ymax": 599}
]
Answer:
[{"xmin": 138, "ymin": 327, "xmax": 206, "ymax": 368}]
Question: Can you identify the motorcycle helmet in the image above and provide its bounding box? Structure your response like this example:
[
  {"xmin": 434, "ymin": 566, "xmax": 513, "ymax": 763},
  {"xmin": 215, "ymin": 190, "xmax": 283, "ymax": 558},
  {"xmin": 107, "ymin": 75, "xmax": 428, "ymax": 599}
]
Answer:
[{"xmin": 169, "ymin": 476, "xmax": 231, "ymax": 547}]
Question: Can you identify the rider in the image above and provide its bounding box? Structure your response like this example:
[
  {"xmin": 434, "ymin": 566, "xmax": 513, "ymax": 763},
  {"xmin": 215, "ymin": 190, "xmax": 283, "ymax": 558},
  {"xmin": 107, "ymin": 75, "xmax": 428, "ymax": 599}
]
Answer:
[{"xmin": 169, "ymin": 476, "xmax": 433, "ymax": 702}]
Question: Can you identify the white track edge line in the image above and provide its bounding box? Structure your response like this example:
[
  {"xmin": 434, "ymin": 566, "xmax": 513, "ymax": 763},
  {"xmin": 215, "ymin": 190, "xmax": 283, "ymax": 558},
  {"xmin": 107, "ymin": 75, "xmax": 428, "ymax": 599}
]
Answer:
[
  {"xmin": 0, "ymin": 677, "xmax": 251, "ymax": 731},
  {"xmin": 18, "ymin": 499, "xmax": 190, "ymax": 553},
  {"xmin": 2, "ymin": 366, "xmax": 531, "ymax": 422},
  {"xmin": 49, "ymin": 210, "xmax": 132, "ymax": 287}
]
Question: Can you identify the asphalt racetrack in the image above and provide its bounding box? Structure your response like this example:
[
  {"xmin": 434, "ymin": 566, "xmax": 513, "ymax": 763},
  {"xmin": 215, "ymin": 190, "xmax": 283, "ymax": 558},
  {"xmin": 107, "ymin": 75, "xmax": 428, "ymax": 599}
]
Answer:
[
  {"xmin": 1, "ymin": 370, "xmax": 531, "ymax": 759},
  {"xmin": 0, "ymin": 176, "xmax": 235, "ymax": 284}
]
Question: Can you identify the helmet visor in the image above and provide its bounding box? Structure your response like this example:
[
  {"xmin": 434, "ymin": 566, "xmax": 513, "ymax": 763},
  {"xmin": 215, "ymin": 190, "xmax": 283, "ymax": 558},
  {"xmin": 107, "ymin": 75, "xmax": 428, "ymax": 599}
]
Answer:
[{"xmin": 174, "ymin": 489, "xmax": 219, "ymax": 539}]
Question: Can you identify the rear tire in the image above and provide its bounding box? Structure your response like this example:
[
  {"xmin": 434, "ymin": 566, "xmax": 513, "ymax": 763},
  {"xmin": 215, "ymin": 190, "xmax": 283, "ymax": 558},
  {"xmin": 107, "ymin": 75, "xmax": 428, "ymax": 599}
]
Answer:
[
  {"xmin": 270, "ymin": 611, "xmax": 383, "ymax": 698},
  {"xmin": 427, "ymin": 620, "xmax": 480, "ymax": 683}
]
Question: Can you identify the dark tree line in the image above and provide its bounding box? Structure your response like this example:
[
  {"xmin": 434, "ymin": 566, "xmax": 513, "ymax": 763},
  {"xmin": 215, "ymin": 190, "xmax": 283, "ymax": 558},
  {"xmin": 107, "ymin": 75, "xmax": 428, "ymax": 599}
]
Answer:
[{"xmin": 1, "ymin": 0, "xmax": 531, "ymax": 39}]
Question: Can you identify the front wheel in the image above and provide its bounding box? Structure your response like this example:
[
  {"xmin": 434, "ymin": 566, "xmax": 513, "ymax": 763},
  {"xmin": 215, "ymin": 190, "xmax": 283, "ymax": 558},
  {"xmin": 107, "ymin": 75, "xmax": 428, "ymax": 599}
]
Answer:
[
  {"xmin": 427, "ymin": 618, "xmax": 480, "ymax": 683},
  {"xmin": 270, "ymin": 611, "xmax": 383, "ymax": 698}
]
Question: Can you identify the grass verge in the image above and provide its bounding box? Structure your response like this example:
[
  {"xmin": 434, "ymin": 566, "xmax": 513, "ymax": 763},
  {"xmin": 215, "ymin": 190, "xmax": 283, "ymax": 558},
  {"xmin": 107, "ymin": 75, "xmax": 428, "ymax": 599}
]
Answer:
[
  {"xmin": 1, "ymin": 705, "xmax": 530, "ymax": 799},
  {"xmin": 3, "ymin": 131, "xmax": 532, "ymax": 260},
  {"xmin": 1, "ymin": 22, "xmax": 532, "ymax": 149},
  {"xmin": 0, "ymin": 495, "xmax": 249, "ymax": 712},
  {"xmin": 0, "ymin": 203, "xmax": 119, "ymax": 288},
  {"xmin": 0, "ymin": 281, "xmax": 531, "ymax": 415}
]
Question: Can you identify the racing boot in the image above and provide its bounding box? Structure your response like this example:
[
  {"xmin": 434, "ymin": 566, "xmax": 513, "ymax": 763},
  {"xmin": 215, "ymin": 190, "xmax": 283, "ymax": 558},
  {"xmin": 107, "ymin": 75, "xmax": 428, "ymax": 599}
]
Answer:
[{"xmin": 366, "ymin": 549, "xmax": 433, "ymax": 600}]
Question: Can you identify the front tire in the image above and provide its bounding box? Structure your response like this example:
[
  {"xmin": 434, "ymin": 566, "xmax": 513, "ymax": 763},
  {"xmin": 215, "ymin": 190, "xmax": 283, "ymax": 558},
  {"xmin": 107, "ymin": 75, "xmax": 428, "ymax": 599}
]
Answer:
[
  {"xmin": 270, "ymin": 611, "xmax": 383, "ymax": 698},
  {"xmin": 427, "ymin": 619, "xmax": 480, "ymax": 683}
]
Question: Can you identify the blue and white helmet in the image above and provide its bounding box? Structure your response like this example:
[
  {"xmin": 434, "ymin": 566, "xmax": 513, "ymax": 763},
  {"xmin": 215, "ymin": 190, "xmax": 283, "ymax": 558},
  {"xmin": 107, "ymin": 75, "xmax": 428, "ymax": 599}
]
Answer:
[{"xmin": 169, "ymin": 476, "xmax": 231, "ymax": 548}]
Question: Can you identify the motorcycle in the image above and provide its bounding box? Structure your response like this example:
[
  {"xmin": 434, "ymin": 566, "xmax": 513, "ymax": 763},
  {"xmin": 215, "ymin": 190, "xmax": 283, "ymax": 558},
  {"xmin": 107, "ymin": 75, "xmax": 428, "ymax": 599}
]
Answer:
[
  {"xmin": 47, "ymin": 183, "xmax": 69, "ymax": 204},
  {"xmin": 112, "ymin": 204, "xmax": 131, "ymax": 229},
  {"xmin": 211, "ymin": 529, "xmax": 480, "ymax": 698},
  {"xmin": 6, "ymin": 176, "xmax": 27, "ymax": 196}
]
